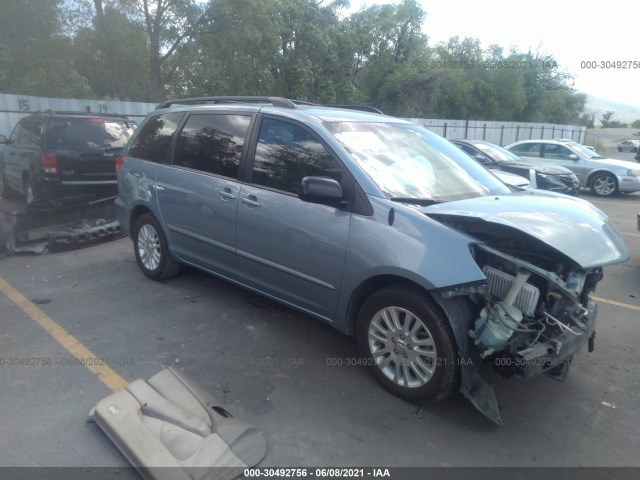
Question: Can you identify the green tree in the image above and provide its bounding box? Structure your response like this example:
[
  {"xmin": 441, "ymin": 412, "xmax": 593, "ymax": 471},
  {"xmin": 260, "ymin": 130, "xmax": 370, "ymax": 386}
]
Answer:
[
  {"xmin": 0, "ymin": 0, "xmax": 91, "ymax": 97},
  {"xmin": 73, "ymin": 5, "xmax": 150, "ymax": 99}
]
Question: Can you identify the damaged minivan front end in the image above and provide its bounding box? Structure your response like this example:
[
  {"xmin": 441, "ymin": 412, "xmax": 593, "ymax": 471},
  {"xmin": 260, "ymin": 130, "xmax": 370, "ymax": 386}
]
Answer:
[{"xmin": 423, "ymin": 192, "xmax": 628, "ymax": 423}]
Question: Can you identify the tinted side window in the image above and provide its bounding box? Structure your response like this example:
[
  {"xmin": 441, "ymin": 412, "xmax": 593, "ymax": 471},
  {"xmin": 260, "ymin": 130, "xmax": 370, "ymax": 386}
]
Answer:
[
  {"xmin": 543, "ymin": 144, "xmax": 573, "ymax": 160},
  {"xmin": 510, "ymin": 143, "xmax": 541, "ymax": 156},
  {"xmin": 458, "ymin": 144, "xmax": 488, "ymax": 164},
  {"xmin": 14, "ymin": 120, "xmax": 42, "ymax": 147},
  {"xmin": 173, "ymin": 114, "xmax": 251, "ymax": 178},
  {"xmin": 128, "ymin": 112, "xmax": 183, "ymax": 163},
  {"xmin": 9, "ymin": 123, "xmax": 24, "ymax": 145},
  {"xmin": 252, "ymin": 118, "xmax": 343, "ymax": 194}
]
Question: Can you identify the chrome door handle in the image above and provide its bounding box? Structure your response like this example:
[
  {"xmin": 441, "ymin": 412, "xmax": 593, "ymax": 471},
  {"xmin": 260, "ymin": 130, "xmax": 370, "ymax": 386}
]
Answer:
[
  {"xmin": 218, "ymin": 189, "xmax": 237, "ymax": 200},
  {"xmin": 241, "ymin": 195, "xmax": 261, "ymax": 207}
]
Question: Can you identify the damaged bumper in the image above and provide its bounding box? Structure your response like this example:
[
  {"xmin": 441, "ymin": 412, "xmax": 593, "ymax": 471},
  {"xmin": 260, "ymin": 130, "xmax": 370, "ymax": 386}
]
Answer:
[{"xmin": 516, "ymin": 299, "xmax": 596, "ymax": 378}]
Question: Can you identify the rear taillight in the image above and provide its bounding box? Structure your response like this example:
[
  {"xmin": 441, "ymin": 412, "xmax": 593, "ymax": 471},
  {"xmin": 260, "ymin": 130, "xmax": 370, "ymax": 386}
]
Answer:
[
  {"xmin": 42, "ymin": 151, "xmax": 58, "ymax": 174},
  {"xmin": 115, "ymin": 154, "xmax": 125, "ymax": 173}
]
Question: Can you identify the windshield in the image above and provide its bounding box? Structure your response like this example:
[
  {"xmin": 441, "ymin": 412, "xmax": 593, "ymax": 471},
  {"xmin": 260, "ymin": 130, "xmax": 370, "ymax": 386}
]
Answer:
[
  {"xmin": 324, "ymin": 122, "xmax": 509, "ymax": 203},
  {"xmin": 567, "ymin": 142, "xmax": 603, "ymax": 159},
  {"xmin": 473, "ymin": 142, "xmax": 523, "ymax": 163}
]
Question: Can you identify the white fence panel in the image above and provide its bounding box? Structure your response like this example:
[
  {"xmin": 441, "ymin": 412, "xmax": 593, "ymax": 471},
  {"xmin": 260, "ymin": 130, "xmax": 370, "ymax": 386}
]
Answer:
[
  {"xmin": 0, "ymin": 94, "xmax": 156, "ymax": 137},
  {"xmin": 1, "ymin": 93, "xmax": 587, "ymax": 146}
]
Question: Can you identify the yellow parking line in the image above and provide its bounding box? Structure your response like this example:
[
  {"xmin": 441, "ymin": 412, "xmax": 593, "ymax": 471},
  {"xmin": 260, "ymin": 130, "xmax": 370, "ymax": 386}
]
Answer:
[
  {"xmin": 0, "ymin": 277, "xmax": 128, "ymax": 392},
  {"xmin": 592, "ymin": 295, "xmax": 640, "ymax": 312}
]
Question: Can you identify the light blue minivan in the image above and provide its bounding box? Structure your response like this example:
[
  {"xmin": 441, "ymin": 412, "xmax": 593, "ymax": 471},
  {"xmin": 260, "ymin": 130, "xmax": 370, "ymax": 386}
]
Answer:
[{"xmin": 116, "ymin": 97, "xmax": 628, "ymax": 423}]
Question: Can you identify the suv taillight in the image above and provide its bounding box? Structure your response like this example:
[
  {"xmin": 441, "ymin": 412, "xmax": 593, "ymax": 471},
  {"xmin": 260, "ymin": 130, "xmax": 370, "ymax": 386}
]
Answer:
[
  {"xmin": 115, "ymin": 154, "xmax": 125, "ymax": 173},
  {"xmin": 42, "ymin": 152, "xmax": 58, "ymax": 174}
]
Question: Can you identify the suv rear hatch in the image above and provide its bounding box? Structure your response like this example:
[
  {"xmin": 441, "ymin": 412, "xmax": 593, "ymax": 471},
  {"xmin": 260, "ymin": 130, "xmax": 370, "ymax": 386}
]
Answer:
[{"xmin": 45, "ymin": 116, "xmax": 136, "ymax": 184}]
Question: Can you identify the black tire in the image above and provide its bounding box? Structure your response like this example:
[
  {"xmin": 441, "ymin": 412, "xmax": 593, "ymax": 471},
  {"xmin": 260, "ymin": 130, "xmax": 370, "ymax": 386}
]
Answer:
[
  {"xmin": 0, "ymin": 165, "xmax": 17, "ymax": 199},
  {"xmin": 133, "ymin": 213, "xmax": 181, "ymax": 280},
  {"xmin": 634, "ymin": 147, "xmax": 639, "ymax": 153},
  {"xmin": 617, "ymin": 147, "xmax": 623, "ymax": 152},
  {"xmin": 356, "ymin": 285, "xmax": 459, "ymax": 403},
  {"xmin": 589, "ymin": 172, "xmax": 617, "ymax": 197}
]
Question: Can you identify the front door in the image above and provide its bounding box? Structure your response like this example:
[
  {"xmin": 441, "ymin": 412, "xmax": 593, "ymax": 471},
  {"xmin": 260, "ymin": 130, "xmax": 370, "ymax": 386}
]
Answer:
[{"xmin": 235, "ymin": 117, "xmax": 351, "ymax": 320}]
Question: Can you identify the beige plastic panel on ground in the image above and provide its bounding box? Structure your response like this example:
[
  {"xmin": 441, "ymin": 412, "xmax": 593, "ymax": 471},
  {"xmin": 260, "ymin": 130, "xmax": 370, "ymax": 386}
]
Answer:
[{"xmin": 90, "ymin": 367, "xmax": 267, "ymax": 480}]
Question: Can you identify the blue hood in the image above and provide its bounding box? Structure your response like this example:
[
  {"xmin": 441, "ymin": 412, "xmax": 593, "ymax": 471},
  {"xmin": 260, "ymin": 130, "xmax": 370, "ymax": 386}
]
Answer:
[{"xmin": 422, "ymin": 191, "xmax": 629, "ymax": 269}]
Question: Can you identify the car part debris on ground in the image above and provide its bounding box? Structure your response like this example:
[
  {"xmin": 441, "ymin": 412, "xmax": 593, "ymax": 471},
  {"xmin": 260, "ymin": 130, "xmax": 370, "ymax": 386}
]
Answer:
[{"xmin": 0, "ymin": 195, "xmax": 124, "ymax": 256}]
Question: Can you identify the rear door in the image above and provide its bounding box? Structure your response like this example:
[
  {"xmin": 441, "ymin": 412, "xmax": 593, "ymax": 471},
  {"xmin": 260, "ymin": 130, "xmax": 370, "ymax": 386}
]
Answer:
[
  {"xmin": 156, "ymin": 113, "xmax": 252, "ymax": 274},
  {"xmin": 235, "ymin": 117, "xmax": 351, "ymax": 320}
]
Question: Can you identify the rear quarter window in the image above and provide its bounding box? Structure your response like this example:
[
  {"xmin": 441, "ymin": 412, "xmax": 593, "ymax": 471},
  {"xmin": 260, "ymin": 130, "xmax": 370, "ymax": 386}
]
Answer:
[{"xmin": 128, "ymin": 112, "xmax": 184, "ymax": 163}]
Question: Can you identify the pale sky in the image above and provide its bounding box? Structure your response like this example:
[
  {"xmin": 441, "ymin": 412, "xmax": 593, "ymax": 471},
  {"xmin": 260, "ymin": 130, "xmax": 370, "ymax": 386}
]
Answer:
[{"xmin": 346, "ymin": 0, "xmax": 640, "ymax": 106}]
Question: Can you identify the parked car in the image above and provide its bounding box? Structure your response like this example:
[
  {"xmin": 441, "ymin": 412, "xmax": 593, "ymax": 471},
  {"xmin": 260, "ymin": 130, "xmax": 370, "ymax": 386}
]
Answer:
[
  {"xmin": 506, "ymin": 139, "xmax": 640, "ymax": 197},
  {"xmin": 617, "ymin": 140, "xmax": 640, "ymax": 152},
  {"xmin": 116, "ymin": 96, "xmax": 628, "ymax": 424},
  {"xmin": 488, "ymin": 168, "xmax": 531, "ymax": 189},
  {"xmin": 0, "ymin": 111, "xmax": 136, "ymax": 203},
  {"xmin": 451, "ymin": 139, "xmax": 579, "ymax": 195}
]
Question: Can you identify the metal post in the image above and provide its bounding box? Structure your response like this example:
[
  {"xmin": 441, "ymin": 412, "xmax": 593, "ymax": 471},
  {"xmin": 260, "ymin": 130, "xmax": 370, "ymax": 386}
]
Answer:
[
  {"xmin": 500, "ymin": 125, "xmax": 504, "ymax": 145},
  {"xmin": 516, "ymin": 125, "xmax": 520, "ymax": 142},
  {"xmin": 464, "ymin": 119, "xmax": 469, "ymax": 139},
  {"xmin": 443, "ymin": 122, "xmax": 448, "ymax": 138},
  {"xmin": 541, "ymin": 126, "xmax": 545, "ymax": 139},
  {"xmin": 483, "ymin": 123, "xmax": 487, "ymax": 140}
]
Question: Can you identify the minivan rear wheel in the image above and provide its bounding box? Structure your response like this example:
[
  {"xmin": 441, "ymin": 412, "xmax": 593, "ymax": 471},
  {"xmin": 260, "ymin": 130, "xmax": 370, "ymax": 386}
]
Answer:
[
  {"xmin": 356, "ymin": 286, "xmax": 459, "ymax": 403},
  {"xmin": 133, "ymin": 213, "xmax": 181, "ymax": 280}
]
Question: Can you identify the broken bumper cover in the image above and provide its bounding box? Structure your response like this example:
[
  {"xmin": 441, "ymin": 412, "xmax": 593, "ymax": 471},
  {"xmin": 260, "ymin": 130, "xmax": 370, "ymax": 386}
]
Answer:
[{"xmin": 516, "ymin": 299, "xmax": 597, "ymax": 378}]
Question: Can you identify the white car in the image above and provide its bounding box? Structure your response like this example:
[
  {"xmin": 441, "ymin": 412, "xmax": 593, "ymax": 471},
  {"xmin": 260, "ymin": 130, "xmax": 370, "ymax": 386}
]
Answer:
[
  {"xmin": 617, "ymin": 140, "xmax": 640, "ymax": 152},
  {"xmin": 506, "ymin": 139, "xmax": 640, "ymax": 197}
]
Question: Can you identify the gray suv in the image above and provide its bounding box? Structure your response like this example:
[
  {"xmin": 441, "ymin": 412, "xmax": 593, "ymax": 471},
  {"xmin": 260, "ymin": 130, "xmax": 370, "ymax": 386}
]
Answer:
[
  {"xmin": 506, "ymin": 139, "xmax": 640, "ymax": 197},
  {"xmin": 116, "ymin": 97, "xmax": 628, "ymax": 423}
]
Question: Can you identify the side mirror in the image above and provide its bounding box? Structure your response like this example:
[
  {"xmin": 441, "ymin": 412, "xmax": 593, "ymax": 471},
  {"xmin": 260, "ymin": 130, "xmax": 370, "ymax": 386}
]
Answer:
[
  {"xmin": 568, "ymin": 154, "xmax": 579, "ymax": 160},
  {"xmin": 0, "ymin": 135, "xmax": 8, "ymax": 144},
  {"xmin": 298, "ymin": 176, "xmax": 343, "ymax": 206}
]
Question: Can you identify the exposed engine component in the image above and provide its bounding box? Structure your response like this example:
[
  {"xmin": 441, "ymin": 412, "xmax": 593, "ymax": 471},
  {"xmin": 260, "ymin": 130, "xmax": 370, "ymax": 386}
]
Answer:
[
  {"xmin": 471, "ymin": 268, "xmax": 538, "ymax": 357},
  {"xmin": 467, "ymin": 243, "xmax": 598, "ymax": 377}
]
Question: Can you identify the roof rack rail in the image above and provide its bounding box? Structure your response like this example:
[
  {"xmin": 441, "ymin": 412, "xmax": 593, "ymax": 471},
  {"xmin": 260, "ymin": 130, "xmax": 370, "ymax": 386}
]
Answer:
[
  {"xmin": 38, "ymin": 109, "xmax": 128, "ymax": 118},
  {"xmin": 156, "ymin": 96, "xmax": 297, "ymax": 109},
  {"xmin": 322, "ymin": 104, "xmax": 383, "ymax": 114}
]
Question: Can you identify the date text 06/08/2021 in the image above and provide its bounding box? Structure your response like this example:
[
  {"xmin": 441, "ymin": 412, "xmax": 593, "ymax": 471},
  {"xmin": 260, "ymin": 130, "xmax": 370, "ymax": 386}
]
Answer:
[{"xmin": 243, "ymin": 468, "xmax": 391, "ymax": 478}]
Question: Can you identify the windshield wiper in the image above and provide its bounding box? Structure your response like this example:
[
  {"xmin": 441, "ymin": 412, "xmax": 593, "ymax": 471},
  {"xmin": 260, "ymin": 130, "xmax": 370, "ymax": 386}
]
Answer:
[{"xmin": 389, "ymin": 197, "xmax": 438, "ymax": 206}]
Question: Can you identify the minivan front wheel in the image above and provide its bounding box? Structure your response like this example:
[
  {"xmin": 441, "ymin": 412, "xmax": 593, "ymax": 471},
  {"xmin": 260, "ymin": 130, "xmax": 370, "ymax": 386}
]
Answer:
[
  {"xmin": 356, "ymin": 286, "xmax": 459, "ymax": 403},
  {"xmin": 133, "ymin": 213, "xmax": 181, "ymax": 280}
]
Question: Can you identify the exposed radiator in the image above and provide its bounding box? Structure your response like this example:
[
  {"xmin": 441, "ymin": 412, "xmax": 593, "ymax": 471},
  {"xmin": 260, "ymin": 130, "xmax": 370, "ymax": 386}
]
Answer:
[{"xmin": 483, "ymin": 266, "xmax": 540, "ymax": 317}]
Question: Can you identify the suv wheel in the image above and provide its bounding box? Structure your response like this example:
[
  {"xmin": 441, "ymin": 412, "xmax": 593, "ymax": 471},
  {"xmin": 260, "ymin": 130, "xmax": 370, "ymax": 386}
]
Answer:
[
  {"xmin": 590, "ymin": 172, "xmax": 617, "ymax": 197},
  {"xmin": 133, "ymin": 213, "xmax": 181, "ymax": 280},
  {"xmin": 356, "ymin": 286, "xmax": 459, "ymax": 403}
]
